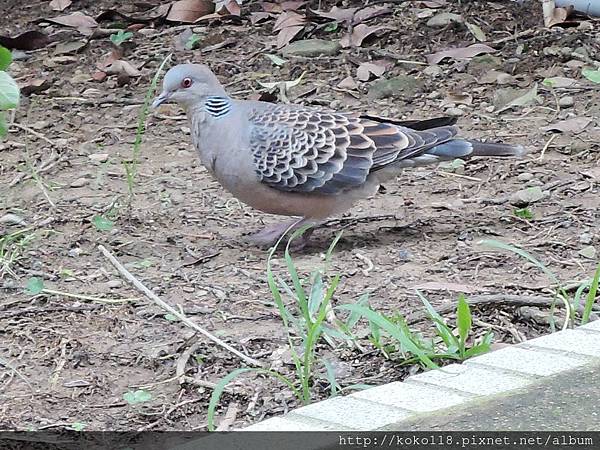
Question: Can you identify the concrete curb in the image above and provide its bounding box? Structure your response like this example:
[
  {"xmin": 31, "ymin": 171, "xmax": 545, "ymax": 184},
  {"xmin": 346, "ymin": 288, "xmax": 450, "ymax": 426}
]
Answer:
[{"xmin": 243, "ymin": 320, "xmax": 600, "ymax": 431}]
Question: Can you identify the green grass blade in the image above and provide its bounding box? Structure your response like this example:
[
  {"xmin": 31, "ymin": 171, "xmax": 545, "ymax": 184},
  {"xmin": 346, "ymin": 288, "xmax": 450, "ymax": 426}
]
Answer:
[
  {"xmin": 308, "ymin": 271, "xmax": 325, "ymax": 317},
  {"xmin": 415, "ymin": 290, "xmax": 459, "ymax": 349},
  {"xmin": 338, "ymin": 304, "xmax": 437, "ymax": 368},
  {"xmin": 456, "ymin": 294, "xmax": 471, "ymax": 349},
  {"xmin": 480, "ymin": 239, "xmax": 561, "ymax": 286},
  {"xmin": 345, "ymin": 293, "xmax": 370, "ymax": 329},
  {"xmin": 323, "ymin": 359, "xmax": 340, "ymax": 397},
  {"xmin": 582, "ymin": 263, "xmax": 600, "ymax": 324}
]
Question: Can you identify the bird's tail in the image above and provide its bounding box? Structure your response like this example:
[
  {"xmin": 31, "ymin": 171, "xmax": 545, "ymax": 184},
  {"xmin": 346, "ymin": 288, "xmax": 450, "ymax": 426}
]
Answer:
[{"xmin": 467, "ymin": 140, "xmax": 527, "ymax": 158}]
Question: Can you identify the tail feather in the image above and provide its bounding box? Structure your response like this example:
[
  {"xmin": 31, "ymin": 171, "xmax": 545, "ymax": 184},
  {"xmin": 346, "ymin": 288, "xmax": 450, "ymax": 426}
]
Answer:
[{"xmin": 467, "ymin": 140, "xmax": 526, "ymax": 157}]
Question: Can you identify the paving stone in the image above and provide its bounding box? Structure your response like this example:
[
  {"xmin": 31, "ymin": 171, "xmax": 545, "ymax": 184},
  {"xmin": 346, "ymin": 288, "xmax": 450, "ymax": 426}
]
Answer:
[
  {"xmin": 290, "ymin": 395, "xmax": 410, "ymax": 430},
  {"xmin": 465, "ymin": 346, "xmax": 588, "ymax": 376},
  {"xmin": 580, "ymin": 320, "xmax": 600, "ymax": 333},
  {"xmin": 521, "ymin": 329, "xmax": 600, "ymax": 357},
  {"xmin": 351, "ymin": 381, "xmax": 470, "ymax": 412},
  {"xmin": 243, "ymin": 415, "xmax": 347, "ymax": 431},
  {"xmin": 406, "ymin": 363, "xmax": 532, "ymax": 395}
]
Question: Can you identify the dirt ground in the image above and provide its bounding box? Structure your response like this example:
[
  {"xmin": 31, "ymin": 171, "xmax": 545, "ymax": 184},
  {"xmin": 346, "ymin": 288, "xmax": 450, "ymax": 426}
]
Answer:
[{"xmin": 1, "ymin": 0, "xmax": 599, "ymax": 432}]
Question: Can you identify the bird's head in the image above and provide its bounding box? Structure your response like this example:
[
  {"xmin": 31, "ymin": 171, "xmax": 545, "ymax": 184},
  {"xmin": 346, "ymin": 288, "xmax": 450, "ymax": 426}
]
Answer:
[{"xmin": 152, "ymin": 64, "xmax": 226, "ymax": 109}]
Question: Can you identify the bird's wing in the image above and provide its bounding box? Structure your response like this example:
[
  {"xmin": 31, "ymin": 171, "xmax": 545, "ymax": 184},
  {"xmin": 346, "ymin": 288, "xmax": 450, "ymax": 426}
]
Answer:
[{"xmin": 247, "ymin": 104, "xmax": 457, "ymax": 195}]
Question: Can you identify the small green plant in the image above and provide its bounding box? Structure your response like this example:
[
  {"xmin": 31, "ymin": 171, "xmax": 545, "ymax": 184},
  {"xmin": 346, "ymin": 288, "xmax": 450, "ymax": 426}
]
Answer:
[
  {"xmin": 582, "ymin": 67, "xmax": 600, "ymax": 84},
  {"xmin": 481, "ymin": 239, "xmax": 600, "ymax": 327},
  {"xmin": 0, "ymin": 45, "xmax": 19, "ymax": 138},
  {"xmin": 123, "ymin": 389, "xmax": 152, "ymax": 405},
  {"xmin": 207, "ymin": 227, "xmax": 345, "ymax": 430},
  {"xmin": 324, "ymin": 22, "xmax": 338, "ymax": 32},
  {"xmin": 68, "ymin": 422, "xmax": 87, "ymax": 432},
  {"xmin": 110, "ymin": 30, "xmax": 133, "ymax": 46},
  {"xmin": 185, "ymin": 33, "xmax": 201, "ymax": 50},
  {"xmin": 0, "ymin": 228, "xmax": 36, "ymax": 278},
  {"xmin": 514, "ymin": 207, "xmax": 533, "ymax": 220},
  {"xmin": 207, "ymin": 230, "xmax": 491, "ymax": 430},
  {"xmin": 123, "ymin": 54, "xmax": 171, "ymax": 199},
  {"xmin": 416, "ymin": 292, "xmax": 492, "ymax": 361},
  {"xmin": 92, "ymin": 214, "xmax": 114, "ymax": 231}
]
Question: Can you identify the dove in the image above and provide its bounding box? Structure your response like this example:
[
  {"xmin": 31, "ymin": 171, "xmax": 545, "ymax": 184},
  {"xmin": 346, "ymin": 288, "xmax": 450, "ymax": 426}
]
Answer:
[{"xmin": 153, "ymin": 64, "xmax": 525, "ymax": 248}]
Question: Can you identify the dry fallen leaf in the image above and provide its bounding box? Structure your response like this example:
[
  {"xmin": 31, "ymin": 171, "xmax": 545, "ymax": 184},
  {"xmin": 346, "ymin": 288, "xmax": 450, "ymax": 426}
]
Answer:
[
  {"xmin": 337, "ymin": 76, "xmax": 358, "ymax": 90},
  {"xmin": 426, "ymin": 43, "xmax": 495, "ymax": 65},
  {"xmin": 50, "ymin": 0, "xmax": 72, "ymax": 11},
  {"xmin": 46, "ymin": 12, "xmax": 98, "ymax": 33},
  {"xmin": 105, "ymin": 60, "xmax": 141, "ymax": 77},
  {"xmin": 249, "ymin": 12, "xmax": 270, "ymax": 25},
  {"xmin": 341, "ymin": 24, "xmax": 391, "ymax": 48},
  {"xmin": 311, "ymin": 6, "xmax": 358, "ymax": 22},
  {"xmin": 18, "ymin": 78, "xmax": 51, "ymax": 96},
  {"xmin": 352, "ymin": 6, "xmax": 392, "ymax": 25},
  {"xmin": 261, "ymin": 1, "xmax": 305, "ymax": 13},
  {"xmin": 356, "ymin": 62, "xmax": 386, "ymax": 81},
  {"xmin": 0, "ymin": 30, "xmax": 51, "ymax": 50},
  {"xmin": 273, "ymin": 11, "xmax": 305, "ymax": 48},
  {"xmin": 442, "ymin": 92, "xmax": 472, "ymax": 106},
  {"xmin": 96, "ymin": 5, "xmax": 171, "ymax": 24},
  {"xmin": 54, "ymin": 40, "xmax": 87, "ymax": 55},
  {"xmin": 418, "ymin": 0, "xmax": 447, "ymax": 7},
  {"xmin": 166, "ymin": 0, "xmax": 215, "ymax": 23},
  {"xmin": 541, "ymin": 117, "xmax": 593, "ymax": 134},
  {"xmin": 215, "ymin": 0, "xmax": 241, "ymax": 16},
  {"xmin": 543, "ymin": 1, "xmax": 573, "ymax": 27}
]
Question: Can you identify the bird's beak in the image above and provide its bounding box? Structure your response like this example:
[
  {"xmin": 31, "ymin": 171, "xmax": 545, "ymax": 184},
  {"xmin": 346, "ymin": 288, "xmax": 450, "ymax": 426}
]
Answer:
[{"xmin": 152, "ymin": 91, "xmax": 170, "ymax": 108}]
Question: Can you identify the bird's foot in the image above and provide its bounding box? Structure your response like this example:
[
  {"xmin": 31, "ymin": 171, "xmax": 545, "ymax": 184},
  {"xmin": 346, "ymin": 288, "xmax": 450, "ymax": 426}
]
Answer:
[{"xmin": 245, "ymin": 219, "xmax": 315, "ymax": 250}]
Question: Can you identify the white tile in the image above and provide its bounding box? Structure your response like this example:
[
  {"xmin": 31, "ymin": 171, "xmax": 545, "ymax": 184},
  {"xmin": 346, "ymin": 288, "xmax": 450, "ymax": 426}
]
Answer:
[
  {"xmin": 291, "ymin": 395, "xmax": 410, "ymax": 430},
  {"xmin": 466, "ymin": 346, "xmax": 587, "ymax": 377},
  {"xmin": 523, "ymin": 329, "xmax": 600, "ymax": 358},
  {"xmin": 580, "ymin": 320, "xmax": 600, "ymax": 333},
  {"xmin": 406, "ymin": 363, "xmax": 532, "ymax": 395},
  {"xmin": 243, "ymin": 415, "xmax": 347, "ymax": 431},
  {"xmin": 352, "ymin": 381, "xmax": 469, "ymax": 412}
]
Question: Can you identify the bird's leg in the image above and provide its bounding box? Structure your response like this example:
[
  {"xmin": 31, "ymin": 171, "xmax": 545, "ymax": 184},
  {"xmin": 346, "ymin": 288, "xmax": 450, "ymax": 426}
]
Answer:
[{"xmin": 246, "ymin": 218, "xmax": 317, "ymax": 249}]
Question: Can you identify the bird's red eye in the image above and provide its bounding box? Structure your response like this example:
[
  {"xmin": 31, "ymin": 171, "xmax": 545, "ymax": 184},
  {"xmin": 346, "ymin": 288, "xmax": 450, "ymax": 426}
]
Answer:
[{"xmin": 181, "ymin": 77, "xmax": 193, "ymax": 88}]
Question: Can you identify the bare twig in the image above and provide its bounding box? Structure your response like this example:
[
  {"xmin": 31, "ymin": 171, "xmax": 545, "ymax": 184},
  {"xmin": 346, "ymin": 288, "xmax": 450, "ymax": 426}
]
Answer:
[
  {"xmin": 98, "ymin": 244, "xmax": 263, "ymax": 367},
  {"xmin": 10, "ymin": 123, "xmax": 69, "ymax": 149}
]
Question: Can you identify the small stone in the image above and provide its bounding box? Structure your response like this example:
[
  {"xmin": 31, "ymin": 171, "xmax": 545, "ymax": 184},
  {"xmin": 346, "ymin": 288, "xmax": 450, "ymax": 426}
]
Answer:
[
  {"xmin": 426, "ymin": 12, "xmax": 463, "ymax": 27},
  {"xmin": 89, "ymin": 153, "xmax": 109, "ymax": 163},
  {"xmin": 566, "ymin": 59, "xmax": 585, "ymax": 69},
  {"xmin": 558, "ymin": 96, "xmax": 574, "ymax": 108},
  {"xmin": 177, "ymin": 150, "xmax": 192, "ymax": 157},
  {"xmin": 368, "ymin": 75, "xmax": 424, "ymax": 99},
  {"xmin": 579, "ymin": 233, "xmax": 593, "ymax": 245},
  {"xmin": 423, "ymin": 65, "xmax": 443, "ymax": 77},
  {"xmin": 496, "ymin": 73, "xmax": 516, "ymax": 85},
  {"xmin": 573, "ymin": 46, "xmax": 589, "ymax": 58},
  {"xmin": 468, "ymin": 55, "xmax": 502, "ymax": 76},
  {"xmin": 517, "ymin": 172, "xmax": 534, "ymax": 182},
  {"xmin": 70, "ymin": 177, "xmax": 89, "ymax": 188},
  {"xmin": 509, "ymin": 186, "xmax": 544, "ymax": 206},
  {"xmin": 171, "ymin": 192, "xmax": 184, "ymax": 205},
  {"xmin": 105, "ymin": 280, "xmax": 122, "ymax": 289},
  {"xmin": 281, "ymin": 39, "xmax": 341, "ymax": 57},
  {"xmin": 579, "ymin": 246, "xmax": 596, "ymax": 259},
  {"xmin": 445, "ymin": 107, "xmax": 464, "ymax": 117}
]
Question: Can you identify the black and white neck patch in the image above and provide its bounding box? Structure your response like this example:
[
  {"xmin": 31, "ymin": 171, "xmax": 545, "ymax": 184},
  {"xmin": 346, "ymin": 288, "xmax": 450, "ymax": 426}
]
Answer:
[{"xmin": 204, "ymin": 96, "xmax": 231, "ymax": 118}]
